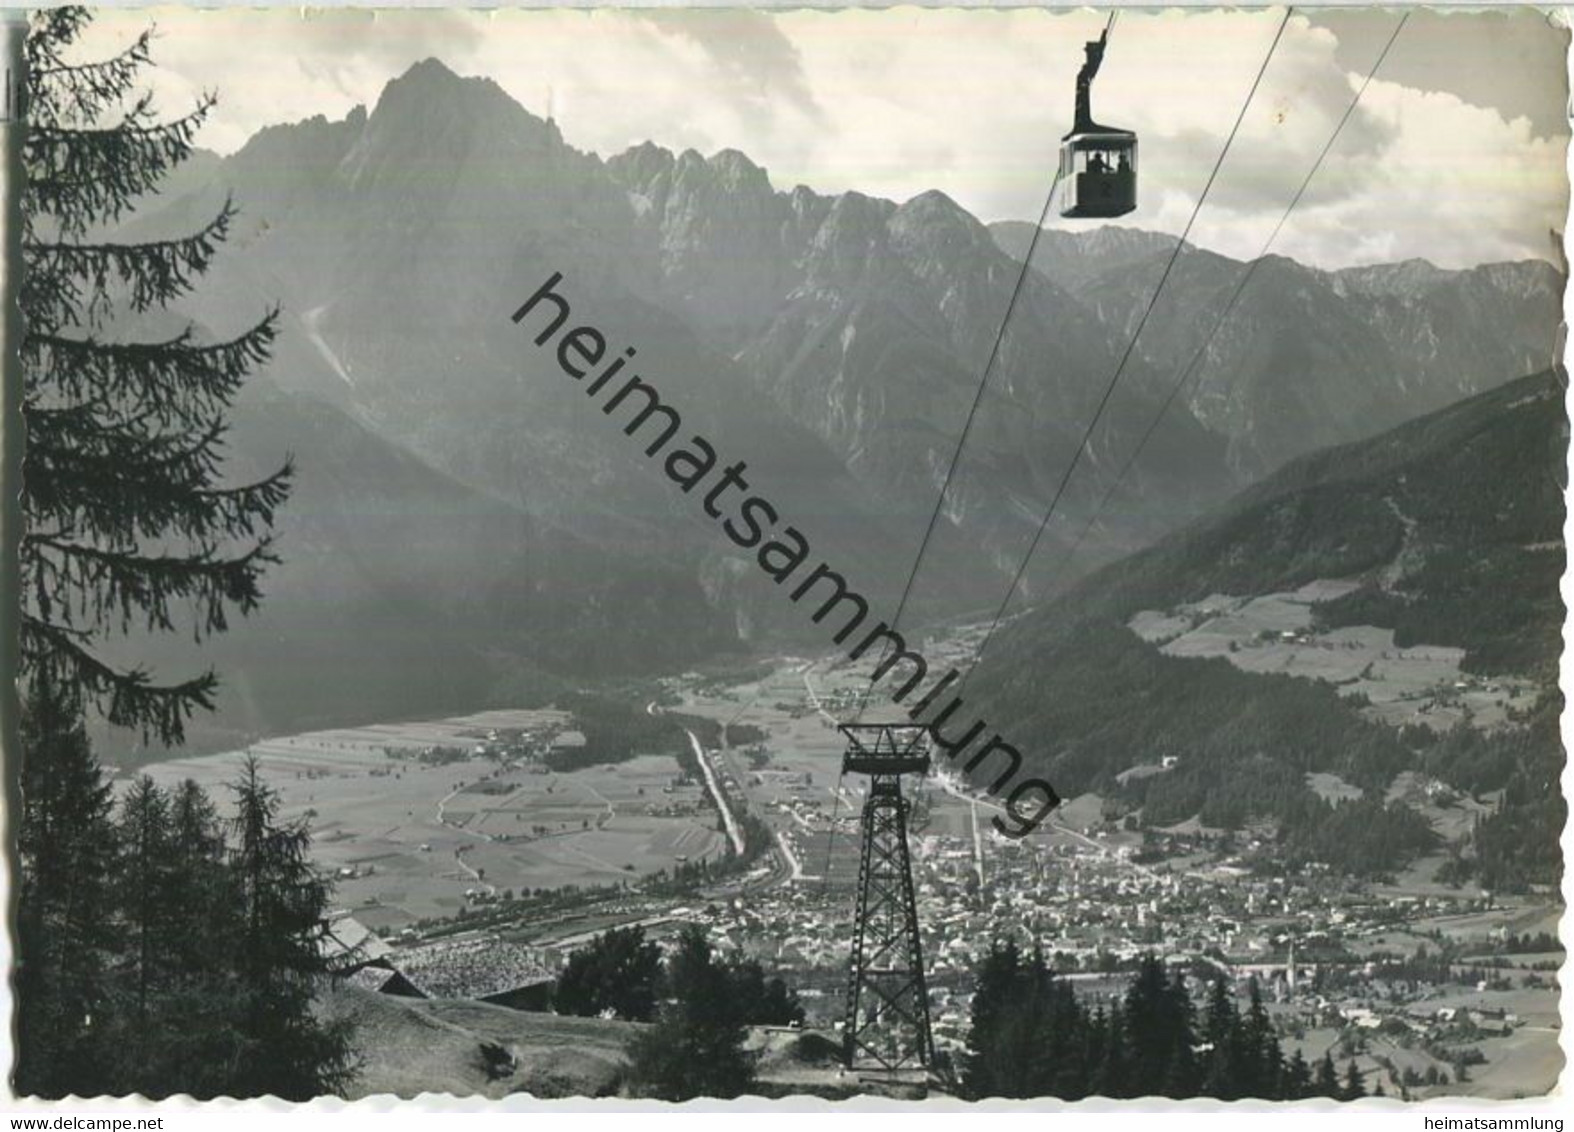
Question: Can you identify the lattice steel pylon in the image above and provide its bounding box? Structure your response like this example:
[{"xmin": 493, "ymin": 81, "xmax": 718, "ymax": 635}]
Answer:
[{"xmin": 839, "ymin": 723, "xmax": 933, "ymax": 1073}]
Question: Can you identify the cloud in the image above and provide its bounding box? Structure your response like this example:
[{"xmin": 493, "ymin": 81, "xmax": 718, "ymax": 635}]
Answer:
[
  {"xmin": 632, "ymin": 9, "xmax": 827, "ymax": 128},
  {"xmin": 1307, "ymin": 8, "xmax": 1571, "ymax": 142},
  {"xmin": 73, "ymin": 7, "xmax": 486, "ymax": 152},
  {"xmin": 1216, "ymin": 79, "xmax": 1570, "ymax": 269}
]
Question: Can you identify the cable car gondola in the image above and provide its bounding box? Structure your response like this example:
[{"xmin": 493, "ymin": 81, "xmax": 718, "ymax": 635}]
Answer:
[{"xmin": 1060, "ymin": 24, "xmax": 1136, "ymax": 219}]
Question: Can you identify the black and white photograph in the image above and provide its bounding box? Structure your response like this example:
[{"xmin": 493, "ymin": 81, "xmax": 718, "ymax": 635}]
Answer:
[{"xmin": 1, "ymin": 1, "xmax": 1568, "ymax": 1112}]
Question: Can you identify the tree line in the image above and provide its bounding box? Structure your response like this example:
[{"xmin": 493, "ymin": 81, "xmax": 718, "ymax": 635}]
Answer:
[
  {"xmin": 552, "ymin": 928, "xmax": 1400, "ymax": 1102},
  {"xmin": 962, "ymin": 946, "xmax": 1374, "ymax": 1101},
  {"xmin": 17, "ymin": 680, "xmax": 352, "ymax": 1098}
]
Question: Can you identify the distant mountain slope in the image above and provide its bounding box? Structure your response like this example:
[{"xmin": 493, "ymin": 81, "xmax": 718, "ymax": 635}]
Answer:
[
  {"xmin": 116, "ymin": 61, "xmax": 913, "ymax": 671},
  {"xmin": 138, "ymin": 61, "xmax": 1564, "ymax": 627},
  {"xmin": 607, "ymin": 146, "xmax": 1236, "ymax": 603},
  {"xmin": 991, "ymin": 222, "xmax": 1562, "ymax": 478},
  {"xmin": 1019, "ymin": 369, "xmax": 1567, "ymax": 673},
  {"xmin": 127, "ymin": 58, "xmax": 1237, "ymax": 643},
  {"xmin": 97, "ymin": 375, "xmax": 733, "ymax": 760},
  {"xmin": 963, "ymin": 371, "xmax": 1566, "ymax": 880}
]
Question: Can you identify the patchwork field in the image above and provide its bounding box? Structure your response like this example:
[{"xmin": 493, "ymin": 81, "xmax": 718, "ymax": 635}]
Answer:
[
  {"xmin": 124, "ymin": 709, "xmax": 727, "ymax": 923},
  {"xmin": 1129, "ymin": 580, "xmax": 1542, "ymax": 731}
]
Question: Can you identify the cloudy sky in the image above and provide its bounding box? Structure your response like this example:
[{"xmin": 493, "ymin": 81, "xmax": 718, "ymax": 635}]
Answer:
[{"xmin": 88, "ymin": 5, "xmax": 1570, "ymax": 269}]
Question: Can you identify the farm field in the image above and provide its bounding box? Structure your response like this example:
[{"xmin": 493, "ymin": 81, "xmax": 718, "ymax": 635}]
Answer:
[
  {"xmin": 124, "ymin": 709, "xmax": 727, "ymax": 923},
  {"xmin": 1128, "ymin": 580, "xmax": 1541, "ymax": 731},
  {"xmin": 1444, "ymin": 1024, "xmax": 1564, "ymax": 1100}
]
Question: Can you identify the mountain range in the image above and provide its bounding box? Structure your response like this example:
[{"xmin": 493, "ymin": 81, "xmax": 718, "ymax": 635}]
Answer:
[
  {"xmin": 992, "ymin": 223, "xmax": 1563, "ymax": 477},
  {"xmin": 103, "ymin": 57, "xmax": 1563, "ymax": 754}
]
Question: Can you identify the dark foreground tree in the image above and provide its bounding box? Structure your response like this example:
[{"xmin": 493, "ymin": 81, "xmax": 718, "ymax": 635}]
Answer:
[
  {"xmin": 624, "ymin": 926, "xmax": 756, "ymax": 1100},
  {"xmin": 20, "ymin": 5, "xmax": 291, "ymax": 746},
  {"xmin": 13, "ymin": 675, "xmax": 120, "ymax": 1098},
  {"xmin": 555, "ymin": 925, "xmax": 662, "ymax": 1021},
  {"xmin": 1314, "ymin": 1052, "xmax": 1342, "ymax": 1098},
  {"xmin": 113, "ymin": 775, "xmax": 250, "ymax": 1099},
  {"xmin": 228, "ymin": 757, "xmax": 355, "ymax": 1099},
  {"xmin": 112, "ymin": 775, "xmax": 178, "ymax": 1070},
  {"xmin": 723, "ymin": 955, "xmax": 806, "ymax": 1028}
]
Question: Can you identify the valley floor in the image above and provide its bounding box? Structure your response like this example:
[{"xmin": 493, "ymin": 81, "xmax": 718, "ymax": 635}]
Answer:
[{"xmin": 132, "ymin": 629, "xmax": 1564, "ymax": 1100}]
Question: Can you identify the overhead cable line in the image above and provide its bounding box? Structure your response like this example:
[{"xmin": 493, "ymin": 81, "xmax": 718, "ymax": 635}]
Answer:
[
  {"xmin": 835, "ymin": 11, "xmax": 1127, "ymax": 872},
  {"xmin": 850, "ymin": 165, "xmax": 1066, "ymax": 721},
  {"xmin": 849, "ymin": 13, "xmax": 1139, "ymax": 729},
  {"xmin": 1028, "ymin": 11, "xmax": 1412, "ymax": 628},
  {"xmin": 953, "ymin": 7, "xmax": 1294, "ymax": 698}
]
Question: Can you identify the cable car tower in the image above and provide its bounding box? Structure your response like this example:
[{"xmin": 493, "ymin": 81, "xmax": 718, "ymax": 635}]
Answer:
[{"xmin": 839, "ymin": 722, "xmax": 933, "ymax": 1074}]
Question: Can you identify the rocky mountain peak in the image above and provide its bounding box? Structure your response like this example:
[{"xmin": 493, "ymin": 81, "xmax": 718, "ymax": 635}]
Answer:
[
  {"xmin": 805, "ymin": 191, "xmax": 896, "ymax": 283},
  {"xmin": 606, "ymin": 140, "xmax": 676, "ymax": 188},
  {"xmin": 888, "ymin": 188, "xmax": 992, "ymax": 257},
  {"xmin": 1332, "ymin": 257, "xmax": 1449, "ymax": 298},
  {"xmin": 707, "ymin": 147, "xmax": 771, "ymax": 192},
  {"xmin": 370, "ymin": 57, "xmax": 525, "ymax": 120},
  {"xmin": 340, "ymin": 57, "xmax": 561, "ymax": 193}
]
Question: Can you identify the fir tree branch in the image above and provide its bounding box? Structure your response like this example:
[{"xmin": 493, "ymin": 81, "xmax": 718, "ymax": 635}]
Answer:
[
  {"xmin": 26, "ymin": 534, "xmax": 279, "ymax": 642},
  {"xmin": 21, "ymin": 616, "xmax": 220, "ymax": 745},
  {"xmin": 23, "ymin": 311, "xmax": 279, "ymax": 422},
  {"xmin": 25, "ymin": 97, "xmax": 216, "ymax": 234},
  {"xmin": 29, "ymin": 27, "xmax": 151, "ymax": 80},
  {"xmin": 23, "ymin": 444, "xmax": 293, "ymax": 547},
  {"xmin": 23, "ymin": 199, "xmax": 236, "ymax": 325},
  {"xmin": 20, "ymin": 7, "xmax": 292, "ymax": 751}
]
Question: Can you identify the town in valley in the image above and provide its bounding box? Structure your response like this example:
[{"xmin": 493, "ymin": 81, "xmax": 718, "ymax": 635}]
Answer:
[{"xmin": 121, "ymin": 618, "xmax": 1565, "ymax": 1100}]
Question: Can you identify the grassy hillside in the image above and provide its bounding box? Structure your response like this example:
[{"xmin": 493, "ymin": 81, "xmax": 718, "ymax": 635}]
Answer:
[
  {"xmin": 319, "ymin": 985, "xmax": 861, "ymax": 1100},
  {"xmin": 319, "ymin": 985, "xmax": 636, "ymax": 1099}
]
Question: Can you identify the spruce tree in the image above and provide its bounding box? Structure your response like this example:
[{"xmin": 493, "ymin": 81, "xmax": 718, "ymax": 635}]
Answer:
[
  {"xmin": 1079, "ymin": 1004, "xmax": 1109, "ymax": 1097},
  {"xmin": 1163, "ymin": 965, "xmax": 1200, "ymax": 1095},
  {"xmin": 1040, "ymin": 970, "xmax": 1091, "ymax": 1099},
  {"xmin": 113, "ymin": 776, "xmax": 176, "ymax": 1060},
  {"xmin": 986, "ymin": 965, "xmax": 1047, "ymax": 1098},
  {"xmin": 13, "ymin": 675, "xmax": 120, "ymax": 1098},
  {"xmin": 1284, "ymin": 1048, "xmax": 1313, "ymax": 1099},
  {"xmin": 107, "ymin": 775, "xmax": 242, "ymax": 1097},
  {"xmin": 1200, "ymin": 977, "xmax": 1241, "ymax": 1100},
  {"xmin": 1122, "ymin": 954, "xmax": 1182, "ymax": 1088},
  {"xmin": 962, "ymin": 940, "xmax": 1022, "ymax": 1096},
  {"xmin": 167, "ymin": 778, "xmax": 234, "ymax": 973},
  {"xmin": 1314, "ymin": 1051, "xmax": 1342, "ymax": 1098},
  {"xmin": 20, "ymin": 6, "xmax": 291, "ymax": 746},
  {"xmin": 1241, "ymin": 977, "xmax": 1280, "ymax": 1096},
  {"xmin": 1089, "ymin": 1002, "xmax": 1131, "ymax": 1099},
  {"xmin": 229, "ymin": 756, "xmax": 354, "ymax": 1099},
  {"xmin": 625, "ymin": 925, "xmax": 755, "ymax": 1100},
  {"xmin": 1341, "ymin": 1060, "xmax": 1367, "ymax": 1101},
  {"xmin": 1161, "ymin": 1028, "xmax": 1200, "ymax": 1099},
  {"xmin": 146, "ymin": 778, "xmax": 248, "ymax": 1099}
]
